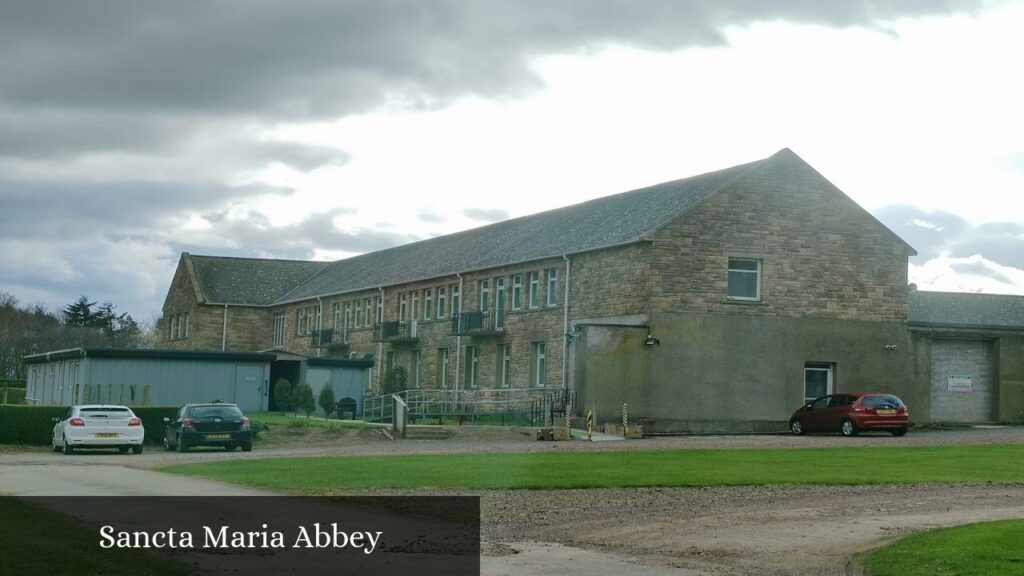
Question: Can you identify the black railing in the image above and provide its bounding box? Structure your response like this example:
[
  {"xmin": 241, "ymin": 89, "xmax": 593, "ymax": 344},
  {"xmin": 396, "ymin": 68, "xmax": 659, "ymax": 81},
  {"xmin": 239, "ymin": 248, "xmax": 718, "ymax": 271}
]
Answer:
[
  {"xmin": 311, "ymin": 329, "xmax": 334, "ymax": 347},
  {"xmin": 372, "ymin": 320, "xmax": 419, "ymax": 343},
  {"xmin": 450, "ymin": 310, "xmax": 502, "ymax": 336}
]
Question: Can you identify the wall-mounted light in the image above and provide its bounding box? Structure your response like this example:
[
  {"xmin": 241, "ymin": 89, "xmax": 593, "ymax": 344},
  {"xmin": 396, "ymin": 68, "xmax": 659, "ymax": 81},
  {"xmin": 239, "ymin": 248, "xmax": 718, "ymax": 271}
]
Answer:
[
  {"xmin": 644, "ymin": 333, "xmax": 661, "ymax": 347},
  {"xmin": 884, "ymin": 344, "xmax": 898, "ymax": 351}
]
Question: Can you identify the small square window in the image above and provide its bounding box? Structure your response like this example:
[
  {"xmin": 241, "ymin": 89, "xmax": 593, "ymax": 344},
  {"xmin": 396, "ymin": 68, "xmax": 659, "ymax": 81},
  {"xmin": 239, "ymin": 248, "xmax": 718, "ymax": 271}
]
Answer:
[{"xmin": 727, "ymin": 258, "xmax": 761, "ymax": 300}]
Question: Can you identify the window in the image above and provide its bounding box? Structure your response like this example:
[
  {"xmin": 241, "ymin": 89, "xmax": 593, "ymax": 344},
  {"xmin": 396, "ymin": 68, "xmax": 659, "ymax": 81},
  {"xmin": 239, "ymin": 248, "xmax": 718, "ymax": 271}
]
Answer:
[
  {"xmin": 170, "ymin": 315, "xmax": 178, "ymax": 340},
  {"xmin": 411, "ymin": 291, "xmax": 419, "ymax": 320},
  {"xmin": 512, "ymin": 274, "xmax": 522, "ymax": 310},
  {"xmin": 182, "ymin": 312, "xmax": 190, "ymax": 338},
  {"xmin": 343, "ymin": 302, "xmax": 352, "ymax": 341},
  {"xmin": 500, "ymin": 344, "xmax": 511, "ymax": 388},
  {"xmin": 546, "ymin": 269, "xmax": 559, "ymax": 306},
  {"xmin": 296, "ymin": 309, "xmax": 306, "ymax": 335},
  {"xmin": 479, "ymin": 280, "xmax": 489, "ymax": 311},
  {"xmin": 528, "ymin": 272, "xmax": 540, "ymax": 308},
  {"xmin": 437, "ymin": 287, "xmax": 446, "ymax": 319},
  {"xmin": 495, "ymin": 278, "xmax": 506, "ymax": 329},
  {"xmin": 399, "ymin": 293, "xmax": 408, "ymax": 322},
  {"xmin": 273, "ymin": 313, "xmax": 286, "ymax": 349},
  {"xmin": 308, "ymin": 308, "xmax": 315, "ymax": 335},
  {"xmin": 424, "ymin": 288, "xmax": 433, "ymax": 320},
  {"xmin": 727, "ymin": 258, "xmax": 762, "ymax": 300},
  {"xmin": 465, "ymin": 346, "xmax": 480, "ymax": 388},
  {"xmin": 376, "ymin": 296, "xmax": 383, "ymax": 324},
  {"xmin": 365, "ymin": 298, "xmax": 372, "ymax": 327},
  {"xmin": 411, "ymin": 350, "xmax": 421, "ymax": 388},
  {"xmin": 437, "ymin": 348, "xmax": 450, "ymax": 388},
  {"xmin": 804, "ymin": 363, "xmax": 833, "ymax": 403},
  {"xmin": 530, "ymin": 341, "xmax": 547, "ymax": 387},
  {"xmin": 355, "ymin": 302, "xmax": 363, "ymax": 328},
  {"xmin": 332, "ymin": 303, "xmax": 340, "ymax": 328},
  {"xmin": 451, "ymin": 284, "xmax": 460, "ymax": 316}
]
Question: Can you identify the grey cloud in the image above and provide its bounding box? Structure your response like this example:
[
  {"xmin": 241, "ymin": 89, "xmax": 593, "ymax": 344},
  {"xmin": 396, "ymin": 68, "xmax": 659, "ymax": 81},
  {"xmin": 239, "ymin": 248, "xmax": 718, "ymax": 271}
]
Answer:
[
  {"xmin": 874, "ymin": 204, "xmax": 1024, "ymax": 269},
  {"xmin": 464, "ymin": 207, "xmax": 510, "ymax": 222},
  {"xmin": 950, "ymin": 261, "xmax": 1013, "ymax": 284},
  {"xmin": 0, "ymin": 180, "xmax": 291, "ymax": 241},
  {"xmin": 0, "ymin": 1, "xmax": 987, "ymax": 163},
  {"xmin": 418, "ymin": 209, "xmax": 447, "ymax": 224}
]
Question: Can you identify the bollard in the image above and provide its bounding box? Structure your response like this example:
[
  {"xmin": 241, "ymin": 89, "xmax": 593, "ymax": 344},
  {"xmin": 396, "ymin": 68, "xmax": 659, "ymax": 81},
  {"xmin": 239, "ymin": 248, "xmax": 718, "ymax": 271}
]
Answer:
[
  {"xmin": 586, "ymin": 409, "xmax": 593, "ymax": 440},
  {"xmin": 622, "ymin": 402, "xmax": 628, "ymax": 429}
]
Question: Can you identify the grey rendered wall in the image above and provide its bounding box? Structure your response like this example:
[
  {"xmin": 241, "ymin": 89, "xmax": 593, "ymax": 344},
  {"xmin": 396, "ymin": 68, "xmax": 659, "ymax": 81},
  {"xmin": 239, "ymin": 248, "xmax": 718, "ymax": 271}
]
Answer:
[
  {"xmin": 305, "ymin": 365, "xmax": 370, "ymax": 415},
  {"xmin": 84, "ymin": 358, "xmax": 269, "ymax": 412},
  {"xmin": 928, "ymin": 339, "xmax": 995, "ymax": 423},
  {"xmin": 574, "ymin": 313, "xmax": 926, "ymax": 433},
  {"xmin": 997, "ymin": 336, "xmax": 1024, "ymax": 423}
]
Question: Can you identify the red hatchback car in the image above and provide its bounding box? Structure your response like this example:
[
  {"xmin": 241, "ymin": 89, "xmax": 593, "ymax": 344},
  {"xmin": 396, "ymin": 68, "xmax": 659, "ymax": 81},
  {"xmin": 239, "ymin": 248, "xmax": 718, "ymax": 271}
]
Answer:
[{"xmin": 789, "ymin": 393, "xmax": 909, "ymax": 437}]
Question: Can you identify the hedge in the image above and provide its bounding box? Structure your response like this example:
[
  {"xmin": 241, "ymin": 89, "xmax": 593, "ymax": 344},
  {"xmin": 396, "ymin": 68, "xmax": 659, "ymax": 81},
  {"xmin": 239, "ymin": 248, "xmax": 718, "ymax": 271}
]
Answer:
[
  {"xmin": 0, "ymin": 405, "xmax": 180, "ymax": 446},
  {"xmin": 1, "ymin": 388, "xmax": 26, "ymax": 405}
]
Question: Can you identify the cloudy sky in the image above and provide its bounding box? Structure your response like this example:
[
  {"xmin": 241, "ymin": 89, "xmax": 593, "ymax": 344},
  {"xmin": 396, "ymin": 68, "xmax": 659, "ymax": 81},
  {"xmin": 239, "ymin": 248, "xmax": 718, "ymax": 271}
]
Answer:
[{"xmin": 1, "ymin": 0, "xmax": 1022, "ymax": 321}]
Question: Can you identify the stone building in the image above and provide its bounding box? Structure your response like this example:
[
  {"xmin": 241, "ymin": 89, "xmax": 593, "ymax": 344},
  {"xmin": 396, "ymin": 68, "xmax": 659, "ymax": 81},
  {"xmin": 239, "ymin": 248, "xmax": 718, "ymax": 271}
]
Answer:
[{"xmin": 160, "ymin": 149, "xmax": 1024, "ymax": 430}]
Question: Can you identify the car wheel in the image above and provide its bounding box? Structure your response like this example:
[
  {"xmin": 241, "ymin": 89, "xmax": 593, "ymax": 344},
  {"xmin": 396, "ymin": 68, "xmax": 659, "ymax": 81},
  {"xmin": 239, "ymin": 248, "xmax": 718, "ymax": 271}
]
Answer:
[
  {"xmin": 163, "ymin": 437, "xmax": 173, "ymax": 451},
  {"xmin": 118, "ymin": 446, "xmax": 129, "ymax": 454},
  {"xmin": 789, "ymin": 420, "xmax": 804, "ymax": 436},
  {"xmin": 892, "ymin": 428, "xmax": 908, "ymax": 437},
  {"xmin": 224, "ymin": 443, "xmax": 236, "ymax": 451},
  {"xmin": 240, "ymin": 442, "xmax": 252, "ymax": 452},
  {"xmin": 840, "ymin": 419, "xmax": 858, "ymax": 437},
  {"xmin": 176, "ymin": 435, "xmax": 189, "ymax": 453},
  {"xmin": 62, "ymin": 436, "xmax": 74, "ymax": 455},
  {"xmin": 132, "ymin": 445, "xmax": 143, "ymax": 455}
]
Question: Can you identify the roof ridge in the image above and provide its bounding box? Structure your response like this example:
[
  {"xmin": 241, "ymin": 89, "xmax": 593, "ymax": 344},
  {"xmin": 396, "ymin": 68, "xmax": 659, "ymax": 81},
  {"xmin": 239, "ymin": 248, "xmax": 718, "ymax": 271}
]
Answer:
[{"xmin": 190, "ymin": 254, "xmax": 330, "ymax": 265}]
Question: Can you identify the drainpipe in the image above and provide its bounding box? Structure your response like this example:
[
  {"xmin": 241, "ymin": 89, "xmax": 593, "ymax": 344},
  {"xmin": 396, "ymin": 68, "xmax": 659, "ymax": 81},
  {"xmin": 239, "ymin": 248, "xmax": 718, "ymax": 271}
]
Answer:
[
  {"xmin": 377, "ymin": 286, "xmax": 384, "ymax": 392},
  {"xmin": 455, "ymin": 272, "xmax": 463, "ymax": 392},
  {"xmin": 221, "ymin": 305, "xmax": 229, "ymax": 351},
  {"xmin": 562, "ymin": 254, "xmax": 571, "ymax": 390},
  {"xmin": 315, "ymin": 296, "xmax": 323, "ymax": 358}
]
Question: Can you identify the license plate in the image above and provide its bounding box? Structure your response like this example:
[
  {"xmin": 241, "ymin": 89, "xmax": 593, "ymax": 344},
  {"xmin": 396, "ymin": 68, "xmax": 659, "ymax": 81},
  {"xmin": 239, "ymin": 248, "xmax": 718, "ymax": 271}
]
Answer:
[
  {"xmin": 206, "ymin": 434, "xmax": 231, "ymax": 440},
  {"xmin": 95, "ymin": 433, "xmax": 118, "ymax": 438},
  {"xmin": 877, "ymin": 409, "xmax": 896, "ymax": 415}
]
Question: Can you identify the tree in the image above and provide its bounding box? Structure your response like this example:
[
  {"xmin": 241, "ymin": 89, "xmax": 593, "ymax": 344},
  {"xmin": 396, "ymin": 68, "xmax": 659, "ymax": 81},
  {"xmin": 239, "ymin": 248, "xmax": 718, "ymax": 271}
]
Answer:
[
  {"xmin": 382, "ymin": 365, "xmax": 407, "ymax": 395},
  {"xmin": 293, "ymin": 384, "xmax": 316, "ymax": 418},
  {"xmin": 62, "ymin": 296, "xmax": 98, "ymax": 328},
  {"xmin": 274, "ymin": 378, "xmax": 294, "ymax": 414},
  {"xmin": 318, "ymin": 386, "xmax": 336, "ymax": 420}
]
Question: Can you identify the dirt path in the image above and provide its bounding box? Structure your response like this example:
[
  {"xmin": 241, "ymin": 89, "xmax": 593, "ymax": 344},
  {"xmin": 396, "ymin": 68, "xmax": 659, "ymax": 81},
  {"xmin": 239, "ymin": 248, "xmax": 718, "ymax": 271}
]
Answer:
[{"xmin": 480, "ymin": 483, "xmax": 1024, "ymax": 575}]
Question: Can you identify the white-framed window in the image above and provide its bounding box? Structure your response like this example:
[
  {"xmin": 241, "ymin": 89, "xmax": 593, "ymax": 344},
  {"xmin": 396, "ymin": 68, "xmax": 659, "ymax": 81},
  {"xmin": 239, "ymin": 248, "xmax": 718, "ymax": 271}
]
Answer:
[
  {"xmin": 365, "ymin": 298, "xmax": 372, "ymax": 327},
  {"xmin": 376, "ymin": 296, "xmax": 383, "ymax": 324},
  {"xmin": 479, "ymin": 279, "xmax": 489, "ymax": 311},
  {"xmin": 332, "ymin": 303, "xmax": 340, "ymax": 329},
  {"xmin": 437, "ymin": 348, "xmax": 450, "ymax": 388},
  {"xmin": 343, "ymin": 302, "xmax": 352, "ymax": 340},
  {"xmin": 530, "ymin": 341, "xmax": 547, "ymax": 387},
  {"xmin": 399, "ymin": 293, "xmax": 408, "ymax": 322},
  {"xmin": 727, "ymin": 258, "xmax": 762, "ymax": 301},
  {"xmin": 546, "ymin": 269, "xmax": 559, "ymax": 307},
  {"xmin": 511, "ymin": 274, "xmax": 522, "ymax": 310},
  {"xmin": 495, "ymin": 277, "xmax": 506, "ymax": 329},
  {"xmin": 804, "ymin": 363, "xmax": 834, "ymax": 403},
  {"xmin": 411, "ymin": 292, "xmax": 419, "ymax": 320},
  {"xmin": 355, "ymin": 302, "xmax": 363, "ymax": 328},
  {"xmin": 306, "ymin": 307, "xmax": 315, "ymax": 335},
  {"xmin": 296, "ymin": 309, "xmax": 306, "ymax": 335},
  {"xmin": 273, "ymin": 313, "xmax": 286, "ymax": 349},
  {"xmin": 528, "ymin": 272, "xmax": 540, "ymax": 308},
  {"xmin": 466, "ymin": 346, "xmax": 480, "ymax": 388},
  {"xmin": 451, "ymin": 284, "xmax": 460, "ymax": 316},
  {"xmin": 182, "ymin": 312, "xmax": 190, "ymax": 338},
  {"xmin": 437, "ymin": 287, "xmax": 446, "ymax": 319},
  {"xmin": 170, "ymin": 315, "xmax": 178, "ymax": 340},
  {"xmin": 424, "ymin": 288, "xmax": 433, "ymax": 320},
  {"xmin": 500, "ymin": 343, "xmax": 511, "ymax": 388}
]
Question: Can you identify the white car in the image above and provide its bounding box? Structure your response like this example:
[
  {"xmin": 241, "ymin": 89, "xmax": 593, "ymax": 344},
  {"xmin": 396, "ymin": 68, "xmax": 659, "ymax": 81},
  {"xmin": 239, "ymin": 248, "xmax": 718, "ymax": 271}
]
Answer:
[{"xmin": 52, "ymin": 405, "xmax": 145, "ymax": 455}]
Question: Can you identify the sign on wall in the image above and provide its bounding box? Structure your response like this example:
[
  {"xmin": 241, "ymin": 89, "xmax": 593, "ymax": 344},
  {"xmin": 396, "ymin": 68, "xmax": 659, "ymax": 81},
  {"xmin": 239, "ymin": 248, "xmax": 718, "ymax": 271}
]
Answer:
[{"xmin": 947, "ymin": 375, "xmax": 973, "ymax": 392}]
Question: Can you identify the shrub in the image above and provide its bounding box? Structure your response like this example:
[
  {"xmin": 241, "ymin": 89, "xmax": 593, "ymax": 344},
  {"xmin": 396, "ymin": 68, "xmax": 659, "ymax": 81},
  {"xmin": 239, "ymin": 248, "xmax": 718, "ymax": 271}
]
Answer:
[
  {"xmin": 273, "ymin": 378, "xmax": 293, "ymax": 414},
  {"xmin": 382, "ymin": 365, "xmax": 407, "ymax": 395},
  {"xmin": 0, "ymin": 405, "xmax": 178, "ymax": 445},
  {"xmin": 318, "ymin": 387, "xmax": 336, "ymax": 419},
  {"xmin": 294, "ymin": 384, "xmax": 315, "ymax": 418},
  {"xmin": 248, "ymin": 420, "xmax": 269, "ymax": 441}
]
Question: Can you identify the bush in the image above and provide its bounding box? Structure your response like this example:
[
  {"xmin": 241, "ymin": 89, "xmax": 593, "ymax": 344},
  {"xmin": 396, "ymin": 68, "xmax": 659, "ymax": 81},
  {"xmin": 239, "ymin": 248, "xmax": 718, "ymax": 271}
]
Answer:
[
  {"xmin": 0, "ymin": 405, "xmax": 179, "ymax": 445},
  {"xmin": 318, "ymin": 387, "xmax": 336, "ymax": 419},
  {"xmin": 273, "ymin": 378, "xmax": 294, "ymax": 414},
  {"xmin": 294, "ymin": 384, "xmax": 315, "ymax": 418},
  {"xmin": 382, "ymin": 365, "xmax": 407, "ymax": 395}
]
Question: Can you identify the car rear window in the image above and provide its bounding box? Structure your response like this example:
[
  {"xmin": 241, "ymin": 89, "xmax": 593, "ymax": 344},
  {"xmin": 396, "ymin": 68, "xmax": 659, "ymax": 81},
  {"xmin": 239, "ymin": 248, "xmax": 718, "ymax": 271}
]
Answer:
[
  {"xmin": 862, "ymin": 395, "xmax": 904, "ymax": 408},
  {"xmin": 80, "ymin": 407, "xmax": 133, "ymax": 418},
  {"xmin": 190, "ymin": 405, "xmax": 243, "ymax": 419}
]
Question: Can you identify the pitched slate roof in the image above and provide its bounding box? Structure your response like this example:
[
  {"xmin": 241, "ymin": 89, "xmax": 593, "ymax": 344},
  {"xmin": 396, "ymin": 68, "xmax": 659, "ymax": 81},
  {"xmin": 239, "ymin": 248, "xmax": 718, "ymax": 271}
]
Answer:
[
  {"xmin": 909, "ymin": 290, "xmax": 1024, "ymax": 330},
  {"xmin": 188, "ymin": 255, "xmax": 329, "ymax": 305},
  {"xmin": 275, "ymin": 153, "xmax": 778, "ymax": 303}
]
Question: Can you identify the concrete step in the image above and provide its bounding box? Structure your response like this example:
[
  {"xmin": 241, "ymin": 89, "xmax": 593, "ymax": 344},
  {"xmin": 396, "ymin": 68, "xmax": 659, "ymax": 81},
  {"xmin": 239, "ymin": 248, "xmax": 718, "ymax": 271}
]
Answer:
[{"xmin": 403, "ymin": 427, "xmax": 454, "ymax": 440}]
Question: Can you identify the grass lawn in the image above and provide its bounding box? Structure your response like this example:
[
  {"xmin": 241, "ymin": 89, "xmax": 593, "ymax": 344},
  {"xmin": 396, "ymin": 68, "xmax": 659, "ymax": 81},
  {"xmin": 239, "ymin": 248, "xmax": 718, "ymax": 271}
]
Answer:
[
  {"xmin": 0, "ymin": 498, "xmax": 188, "ymax": 576},
  {"xmin": 163, "ymin": 444, "xmax": 1024, "ymax": 492},
  {"xmin": 863, "ymin": 520, "xmax": 1024, "ymax": 576}
]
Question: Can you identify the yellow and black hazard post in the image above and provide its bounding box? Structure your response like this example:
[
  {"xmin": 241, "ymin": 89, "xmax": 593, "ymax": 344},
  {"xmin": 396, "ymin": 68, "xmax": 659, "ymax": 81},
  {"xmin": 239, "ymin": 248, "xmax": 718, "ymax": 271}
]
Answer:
[{"xmin": 586, "ymin": 409, "xmax": 593, "ymax": 440}]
